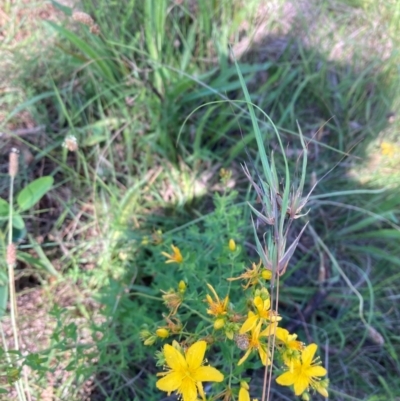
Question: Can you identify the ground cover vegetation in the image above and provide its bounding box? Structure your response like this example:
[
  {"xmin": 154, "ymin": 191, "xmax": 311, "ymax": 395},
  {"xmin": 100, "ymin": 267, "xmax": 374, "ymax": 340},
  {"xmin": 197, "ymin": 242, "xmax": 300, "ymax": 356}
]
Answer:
[{"xmin": 0, "ymin": 0, "xmax": 400, "ymax": 400}]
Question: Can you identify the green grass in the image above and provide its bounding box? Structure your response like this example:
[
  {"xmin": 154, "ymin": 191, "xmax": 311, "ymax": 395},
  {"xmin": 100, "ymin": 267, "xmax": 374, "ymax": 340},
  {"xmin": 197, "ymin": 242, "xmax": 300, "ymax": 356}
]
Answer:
[{"xmin": 0, "ymin": 0, "xmax": 400, "ymax": 399}]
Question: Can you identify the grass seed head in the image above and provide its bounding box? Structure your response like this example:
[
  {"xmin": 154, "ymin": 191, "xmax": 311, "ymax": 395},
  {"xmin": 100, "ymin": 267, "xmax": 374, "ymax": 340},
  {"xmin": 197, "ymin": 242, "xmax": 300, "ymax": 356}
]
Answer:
[
  {"xmin": 7, "ymin": 243, "xmax": 17, "ymax": 266},
  {"xmin": 72, "ymin": 11, "xmax": 95, "ymax": 27},
  {"xmin": 9, "ymin": 148, "xmax": 19, "ymax": 178}
]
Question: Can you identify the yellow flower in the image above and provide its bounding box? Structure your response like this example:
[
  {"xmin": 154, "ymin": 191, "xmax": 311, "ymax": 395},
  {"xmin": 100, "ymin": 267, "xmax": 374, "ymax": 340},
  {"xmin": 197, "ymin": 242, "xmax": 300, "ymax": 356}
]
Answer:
[
  {"xmin": 276, "ymin": 343, "xmax": 328, "ymax": 396},
  {"xmin": 381, "ymin": 141, "xmax": 396, "ymax": 158},
  {"xmin": 237, "ymin": 321, "xmax": 277, "ymax": 366},
  {"xmin": 229, "ymin": 239, "xmax": 236, "ymax": 252},
  {"xmin": 239, "ymin": 381, "xmax": 250, "ymax": 401},
  {"xmin": 205, "ymin": 284, "xmax": 229, "ymax": 316},
  {"xmin": 239, "ymin": 295, "xmax": 281, "ymax": 334},
  {"xmin": 156, "ymin": 340, "xmax": 224, "ymax": 401},
  {"xmin": 162, "ymin": 244, "xmax": 183, "ymax": 264},
  {"xmin": 275, "ymin": 327, "xmax": 303, "ymax": 369}
]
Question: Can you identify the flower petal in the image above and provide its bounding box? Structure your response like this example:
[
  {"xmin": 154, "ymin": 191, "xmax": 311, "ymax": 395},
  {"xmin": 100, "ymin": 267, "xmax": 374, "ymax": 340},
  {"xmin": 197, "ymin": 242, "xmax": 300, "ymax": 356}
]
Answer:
[
  {"xmin": 253, "ymin": 296, "xmax": 264, "ymax": 313},
  {"xmin": 164, "ymin": 344, "xmax": 187, "ymax": 371},
  {"xmin": 293, "ymin": 375, "xmax": 309, "ymax": 396},
  {"xmin": 193, "ymin": 366, "xmax": 224, "ymax": 382},
  {"xmin": 197, "ymin": 381, "xmax": 205, "ymax": 400},
  {"xmin": 186, "ymin": 341, "xmax": 206, "ymax": 370},
  {"xmin": 156, "ymin": 371, "xmax": 183, "ymax": 392},
  {"xmin": 302, "ymin": 343, "xmax": 317, "ymax": 366},
  {"xmin": 180, "ymin": 377, "xmax": 198, "ymax": 401},
  {"xmin": 239, "ymin": 387, "xmax": 250, "ymax": 401},
  {"xmin": 238, "ymin": 349, "xmax": 251, "ymax": 366},
  {"xmin": 275, "ymin": 327, "xmax": 289, "ymax": 342},
  {"xmin": 260, "ymin": 322, "xmax": 277, "ymax": 337},
  {"xmin": 276, "ymin": 371, "xmax": 296, "ymax": 386},
  {"xmin": 308, "ymin": 365, "xmax": 327, "ymax": 377},
  {"xmin": 239, "ymin": 312, "xmax": 257, "ymax": 334},
  {"xmin": 258, "ymin": 345, "xmax": 268, "ymax": 366}
]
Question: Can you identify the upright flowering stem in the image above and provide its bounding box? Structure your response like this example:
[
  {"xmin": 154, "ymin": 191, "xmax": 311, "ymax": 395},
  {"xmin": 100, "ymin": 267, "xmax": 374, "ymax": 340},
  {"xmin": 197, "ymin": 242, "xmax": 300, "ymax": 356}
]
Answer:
[
  {"xmin": 8, "ymin": 150, "xmax": 20, "ymax": 352},
  {"xmin": 6, "ymin": 150, "xmax": 28, "ymax": 401}
]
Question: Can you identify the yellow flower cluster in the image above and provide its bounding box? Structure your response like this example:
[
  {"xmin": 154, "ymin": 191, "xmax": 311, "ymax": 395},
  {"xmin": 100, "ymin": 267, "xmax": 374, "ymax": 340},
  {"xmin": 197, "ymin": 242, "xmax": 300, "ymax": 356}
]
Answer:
[{"xmin": 149, "ymin": 239, "xmax": 329, "ymax": 400}]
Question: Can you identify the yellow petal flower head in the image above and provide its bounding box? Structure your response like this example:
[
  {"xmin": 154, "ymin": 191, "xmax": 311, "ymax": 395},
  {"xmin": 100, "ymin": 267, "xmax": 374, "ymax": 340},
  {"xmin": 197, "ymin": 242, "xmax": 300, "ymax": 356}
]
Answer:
[
  {"xmin": 162, "ymin": 244, "xmax": 183, "ymax": 264},
  {"xmin": 381, "ymin": 141, "xmax": 396, "ymax": 158},
  {"xmin": 156, "ymin": 340, "xmax": 224, "ymax": 401},
  {"xmin": 239, "ymin": 381, "xmax": 250, "ymax": 401},
  {"xmin": 237, "ymin": 321, "xmax": 277, "ymax": 366},
  {"xmin": 275, "ymin": 327, "xmax": 304, "ymax": 369},
  {"xmin": 276, "ymin": 343, "xmax": 328, "ymax": 396},
  {"xmin": 240, "ymin": 295, "xmax": 281, "ymax": 334},
  {"xmin": 229, "ymin": 239, "xmax": 237, "ymax": 252},
  {"xmin": 205, "ymin": 284, "xmax": 229, "ymax": 316}
]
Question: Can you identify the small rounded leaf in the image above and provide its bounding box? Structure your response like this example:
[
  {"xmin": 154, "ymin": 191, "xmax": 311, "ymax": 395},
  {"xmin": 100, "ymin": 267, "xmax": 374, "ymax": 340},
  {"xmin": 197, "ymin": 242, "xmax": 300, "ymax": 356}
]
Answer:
[
  {"xmin": 0, "ymin": 198, "xmax": 9, "ymax": 217},
  {"xmin": 12, "ymin": 214, "xmax": 25, "ymax": 230}
]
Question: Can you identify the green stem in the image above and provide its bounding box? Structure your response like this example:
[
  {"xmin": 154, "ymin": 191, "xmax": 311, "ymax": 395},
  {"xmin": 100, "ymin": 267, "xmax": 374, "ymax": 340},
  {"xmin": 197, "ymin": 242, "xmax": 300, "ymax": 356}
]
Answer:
[
  {"xmin": 7, "ymin": 176, "xmax": 27, "ymax": 401},
  {"xmin": 181, "ymin": 303, "xmax": 212, "ymax": 322}
]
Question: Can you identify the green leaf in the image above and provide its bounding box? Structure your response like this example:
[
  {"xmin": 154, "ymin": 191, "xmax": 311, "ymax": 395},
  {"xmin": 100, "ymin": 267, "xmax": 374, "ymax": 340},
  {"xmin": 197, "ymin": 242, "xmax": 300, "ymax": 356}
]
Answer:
[
  {"xmin": 17, "ymin": 176, "xmax": 54, "ymax": 212},
  {"xmin": 46, "ymin": 21, "xmax": 116, "ymax": 83},
  {"xmin": 0, "ymin": 198, "xmax": 9, "ymax": 217},
  {"xmin": 12, "ymin": 225, "xmax": 27, "ymax": 243},
  {"xmin": 12, "ymin": 214, "xmax": 25, "ymax": 230},
  {"xmin": 51, "ymin": 0, "xmax": 72, "ymax": 16},
  {"xmin": 0, "ymin": 284, "xmax": 8, "ymax": 319},
  {"xmin": 18, "ymin": 244, "xmax": 61, "ymax": 278}
]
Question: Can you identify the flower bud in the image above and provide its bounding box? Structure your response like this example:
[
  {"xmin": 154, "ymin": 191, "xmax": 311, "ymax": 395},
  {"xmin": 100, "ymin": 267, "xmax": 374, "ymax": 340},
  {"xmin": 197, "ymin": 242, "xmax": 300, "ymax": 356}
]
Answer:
[
  {"xmin": 178, "ymin": 280, "xmax": 187, "ymax": 293},
  {"xmin": 240, "ymin": 381, "xmax": 249, "ymax": 390},
  {"xmin": 144, "ymin": 336, "xmax": 157, "ymax": 346},
  {"xmin": 140, "ymin": 329, "xmax": 151, "ymax": 340},
  {"xmin": 228, "ymin": 238, "xmax": 236, "ymax": 252},
  {"xmin": 261, "ymin": 269, "xmax": 272, "ymax": 280},
  {"xmin": 156, "ymin": 328, "xmax": 169, "ymax": 338},
  {"xmin": 214, "ymin": 318, "xmax": 225, "ymax": 330},
  {"xmin": 301, "ymin": 393, "xmax": 310, "ymax": 401}
]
